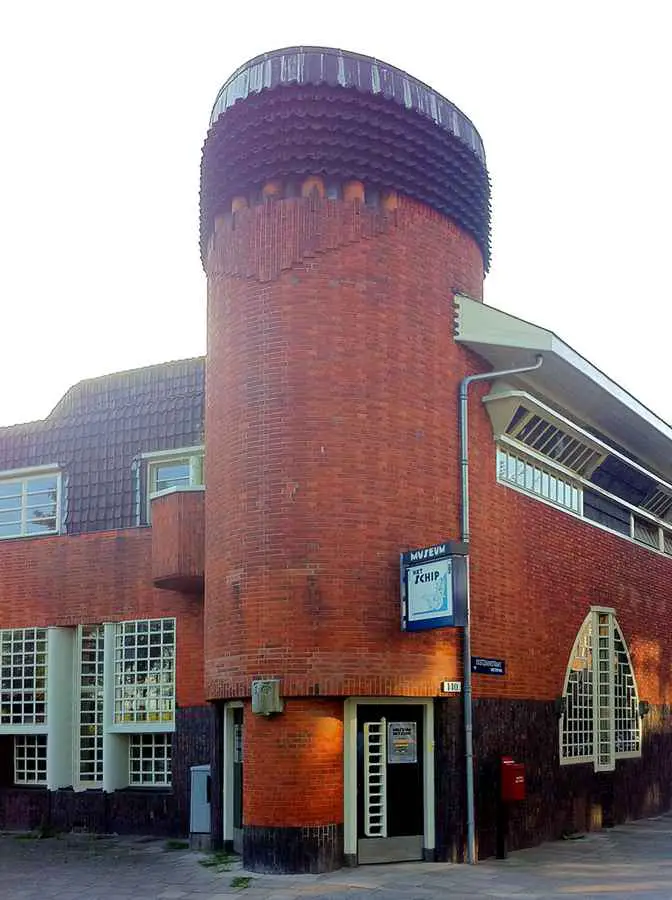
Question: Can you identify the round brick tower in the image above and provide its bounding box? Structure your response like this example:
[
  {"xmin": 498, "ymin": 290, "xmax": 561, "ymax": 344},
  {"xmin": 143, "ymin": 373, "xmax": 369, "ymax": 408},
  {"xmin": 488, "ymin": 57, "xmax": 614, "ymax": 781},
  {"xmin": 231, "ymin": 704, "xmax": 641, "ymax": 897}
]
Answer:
[{"xmin": 200, "ymin": 47, "xmax": 490, "ymax": 872}]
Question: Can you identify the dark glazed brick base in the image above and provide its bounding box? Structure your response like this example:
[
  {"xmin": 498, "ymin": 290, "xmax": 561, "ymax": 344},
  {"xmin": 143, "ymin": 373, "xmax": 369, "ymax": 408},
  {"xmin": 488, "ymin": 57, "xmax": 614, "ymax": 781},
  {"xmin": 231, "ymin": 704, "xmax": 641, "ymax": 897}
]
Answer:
[
  {"xmin": 0, "ymin": 705, "xmax": 215, "ymax": 836},
  {"xmin": 435, "ymin": 698, "xmax": 672, "ymax": 862},
  {"xmin": 243, "ymin": 824, "xmax": 344, "ymax": 873}
]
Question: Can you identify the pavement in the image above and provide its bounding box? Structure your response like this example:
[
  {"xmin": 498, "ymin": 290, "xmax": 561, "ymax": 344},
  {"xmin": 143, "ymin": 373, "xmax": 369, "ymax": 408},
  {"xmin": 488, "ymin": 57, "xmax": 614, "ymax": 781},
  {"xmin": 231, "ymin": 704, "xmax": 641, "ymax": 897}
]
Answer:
[{"xmin": 3, "ymin": 814, "xmax": 672, "ymax": 899}]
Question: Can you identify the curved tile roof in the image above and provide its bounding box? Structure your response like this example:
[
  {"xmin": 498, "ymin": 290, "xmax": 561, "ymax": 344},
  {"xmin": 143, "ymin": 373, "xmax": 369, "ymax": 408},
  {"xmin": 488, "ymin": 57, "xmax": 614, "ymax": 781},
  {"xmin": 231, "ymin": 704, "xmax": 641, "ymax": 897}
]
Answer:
[
  {"xmin": 201, "ymin": 46, "xmax": 491, "ymax": 268},
  {"xmin": 209, "ymin": 46, "xmax": 486, "ymax": 164}
]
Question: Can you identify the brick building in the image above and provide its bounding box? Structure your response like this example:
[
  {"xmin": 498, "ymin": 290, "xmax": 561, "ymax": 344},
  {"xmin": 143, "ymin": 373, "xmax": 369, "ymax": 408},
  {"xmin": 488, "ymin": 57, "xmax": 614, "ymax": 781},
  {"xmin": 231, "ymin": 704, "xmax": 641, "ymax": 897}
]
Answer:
[{"xmin": 2, "ymin": 46, "xmax": 672, "ymax": 871}]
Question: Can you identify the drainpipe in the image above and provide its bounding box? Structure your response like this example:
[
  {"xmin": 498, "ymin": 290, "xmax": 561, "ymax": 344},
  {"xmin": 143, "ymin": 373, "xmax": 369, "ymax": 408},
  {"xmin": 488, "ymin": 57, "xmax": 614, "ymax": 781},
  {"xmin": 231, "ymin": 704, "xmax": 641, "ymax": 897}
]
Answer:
[{"xmin": 459, "ymin": 354, "xmax": 543, "ymax": 865}]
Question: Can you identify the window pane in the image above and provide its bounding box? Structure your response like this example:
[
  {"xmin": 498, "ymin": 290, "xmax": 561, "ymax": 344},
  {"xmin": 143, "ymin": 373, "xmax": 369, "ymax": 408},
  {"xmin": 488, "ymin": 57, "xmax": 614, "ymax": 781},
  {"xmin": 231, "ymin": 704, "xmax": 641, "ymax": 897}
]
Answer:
[
  {"xmin": 0, "ymin": 482, "xmax": 21, "ymax": 500},
  {"xmin": 129, "ymin": 733, "xmax": 172, "ymax": 786},
  {"xmin": 25, "ymin": 476, "xmax": 57, "ymax": 493},
  {"xmin": 113, "ymin": 618, "xmax": 175, "ymax": 725},
  {"xmin": 14, "ymin": 735, "xmax": 47, "ymax": 785},
  {"xmin": 0, "ymin": 474, "xmax": 58, "ymax": 538},
  {"xmin": 153, "ymin": 462, "xmax": 190, "ymax": 490},
  {"xmin": 633, "ymin": 517, "xmax": 659, "ymax": 549},
  {"xmin": 583, "ymin": 490, "xmax": 630, "ymax": 536},
  {"xmin": 0, "ymin": 629, "xmax": 48, "ymax": 726}
]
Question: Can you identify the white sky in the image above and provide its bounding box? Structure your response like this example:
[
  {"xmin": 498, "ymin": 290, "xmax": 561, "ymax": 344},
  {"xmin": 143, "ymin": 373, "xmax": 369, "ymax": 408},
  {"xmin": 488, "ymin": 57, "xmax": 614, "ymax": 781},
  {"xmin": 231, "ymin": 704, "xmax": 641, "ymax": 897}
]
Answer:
[{"xmin": 1, "ymin": 1, "xmax": 670, "ymax": 427}]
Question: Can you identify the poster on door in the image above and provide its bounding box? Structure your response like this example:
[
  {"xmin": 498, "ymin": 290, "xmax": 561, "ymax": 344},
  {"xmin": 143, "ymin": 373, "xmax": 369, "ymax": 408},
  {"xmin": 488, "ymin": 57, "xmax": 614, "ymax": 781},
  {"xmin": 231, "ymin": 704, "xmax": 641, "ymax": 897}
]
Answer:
[{"xmin": 387, "ymin": 721, "xmax": 418, "ymax": 764}]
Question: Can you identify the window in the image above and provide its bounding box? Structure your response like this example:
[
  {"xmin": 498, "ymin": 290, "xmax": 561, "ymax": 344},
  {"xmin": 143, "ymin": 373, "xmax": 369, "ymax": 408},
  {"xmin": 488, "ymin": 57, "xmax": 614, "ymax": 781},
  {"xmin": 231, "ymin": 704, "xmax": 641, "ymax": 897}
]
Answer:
[
  {"xmin": 78, "ymin": 626, "xmax": 104, "ymax": 785},
  {"xmin": 0, "ymin": 628, "xmax": 48, "ymax": 726},
  {"xmin": 14, "ymin": 734, "xmax": 47, "ymax": 785},
  {"xmin": 113, "ymin": 619, "xmax": 175, "ymax": 725},
  {"xmin": 560, "ymin": 609, "xmax": 641, "ymax": 772},
  {"xmin": 146, "ymin": 449, "xmax": 204, "ymax": 498},
  {"xmin": 507, "ymin": 410, "xmax": 603, "ymax": 477},
  {"xmin": 496, "ymin": 446, "xmax": 581, "ymax": 514},
  {"xmin": 583, "ymin": 489, "xmax": 630, "ymax": 536},
  {"xmin": 0, "ymin": 470, "xmax": 60, "ymax": 539},
  {"xmin": 129, "ymin": 733, "xmax": 172, "ymax": 786},
  {"xmin": 487, "ymin": 392, "xmax": 672, "ymax": 557},
  {"xmin": 497, "ymin": 446, "xmax": 672, "ymax": 558},
  {"xmin": 633, "ymin": 516, "xmax": 660, "ymax": 550}
]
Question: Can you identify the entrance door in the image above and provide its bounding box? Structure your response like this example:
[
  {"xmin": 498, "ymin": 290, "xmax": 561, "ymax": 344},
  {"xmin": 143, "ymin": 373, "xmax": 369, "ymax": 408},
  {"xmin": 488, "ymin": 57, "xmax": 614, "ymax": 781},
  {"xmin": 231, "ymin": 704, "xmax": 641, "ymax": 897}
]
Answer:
[
  {"xmin": 357, "ymin": 704, "xmax": 424, "ymax": 864},
  {"xmin": 232, "ymin": 707, "xmax": 243, "ymax": 854}
]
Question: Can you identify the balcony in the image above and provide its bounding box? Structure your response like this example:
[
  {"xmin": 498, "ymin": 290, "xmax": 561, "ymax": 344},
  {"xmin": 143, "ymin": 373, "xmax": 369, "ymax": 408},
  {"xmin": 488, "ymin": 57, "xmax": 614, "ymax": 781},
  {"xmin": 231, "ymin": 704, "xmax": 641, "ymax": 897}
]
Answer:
[{"xmin": 150, "ymin": 487, "xmax": 204, "ymax": 593}]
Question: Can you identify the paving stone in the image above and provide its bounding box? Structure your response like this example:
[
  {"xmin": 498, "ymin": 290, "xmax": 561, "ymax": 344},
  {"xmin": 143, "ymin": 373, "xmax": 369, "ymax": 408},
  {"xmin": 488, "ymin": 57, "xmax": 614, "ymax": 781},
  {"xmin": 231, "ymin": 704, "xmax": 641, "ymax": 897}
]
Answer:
[{"xmin": 6, "ymin": 816, "xmax": 672, "ymax": 898}]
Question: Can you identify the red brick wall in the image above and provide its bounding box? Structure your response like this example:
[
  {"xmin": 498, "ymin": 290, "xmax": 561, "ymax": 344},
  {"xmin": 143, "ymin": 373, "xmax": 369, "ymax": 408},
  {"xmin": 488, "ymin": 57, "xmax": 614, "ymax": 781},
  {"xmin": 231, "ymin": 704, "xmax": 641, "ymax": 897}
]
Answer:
[
  {"xmin": 0, "ymin": 529, "xmax": 205, "ymax": 707},
  {"xmin": 204, "ymin": 188, "xmax": 672, "ymax": 711},
  {"xmin": 243, "ymin": 699, "xmax": 343, "ymax": 825},
  {"xmin": 151, "ymin": 489, "xmax": 205, "ymax": 590},
  {"xmin": 204, "ymin": 193, "xmax": 484, "ymax": 699},
  {"xmin": 467, "ymin": 405, "xmax": 672, "ymax": 705}
]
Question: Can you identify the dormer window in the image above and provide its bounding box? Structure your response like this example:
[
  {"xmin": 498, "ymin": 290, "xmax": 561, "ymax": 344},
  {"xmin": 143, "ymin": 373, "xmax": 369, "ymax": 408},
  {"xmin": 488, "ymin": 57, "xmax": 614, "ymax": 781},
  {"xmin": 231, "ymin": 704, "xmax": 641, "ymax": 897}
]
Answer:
[
  {"xmin": 140, "ymin": 447, "xmax": 204, "ymax": 524},
  {"xmin": 0, "ymin": 466, "xmax": 61, "ymax": 539},
  {"xmin": 148, "ymin": 454, "xmax": 203, "ymax": 496}
]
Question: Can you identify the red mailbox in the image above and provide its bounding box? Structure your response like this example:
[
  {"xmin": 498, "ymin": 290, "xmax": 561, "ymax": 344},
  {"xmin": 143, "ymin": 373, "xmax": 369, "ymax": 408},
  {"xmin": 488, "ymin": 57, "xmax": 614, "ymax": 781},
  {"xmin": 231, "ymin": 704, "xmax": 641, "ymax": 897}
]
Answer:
[{"xmin": 500, "ymin": 756, "xmax": 526, "ymax": 802}]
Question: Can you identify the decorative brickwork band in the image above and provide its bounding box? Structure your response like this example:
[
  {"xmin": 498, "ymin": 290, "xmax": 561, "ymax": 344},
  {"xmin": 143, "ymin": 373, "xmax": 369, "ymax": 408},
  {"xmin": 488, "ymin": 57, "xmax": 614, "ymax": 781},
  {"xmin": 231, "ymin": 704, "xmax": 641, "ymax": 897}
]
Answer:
[{"xmin": 208, "ymin": 193, "xmax": 475, "ymax": 284}]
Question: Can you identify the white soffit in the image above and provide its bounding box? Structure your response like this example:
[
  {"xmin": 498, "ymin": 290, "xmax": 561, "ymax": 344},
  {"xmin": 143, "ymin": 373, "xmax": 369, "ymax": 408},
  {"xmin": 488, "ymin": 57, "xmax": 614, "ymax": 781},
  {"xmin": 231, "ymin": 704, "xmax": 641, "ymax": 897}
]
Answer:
[{"xmin": 454, "ymin": 294, "xmax": 672, "ymax": 478}]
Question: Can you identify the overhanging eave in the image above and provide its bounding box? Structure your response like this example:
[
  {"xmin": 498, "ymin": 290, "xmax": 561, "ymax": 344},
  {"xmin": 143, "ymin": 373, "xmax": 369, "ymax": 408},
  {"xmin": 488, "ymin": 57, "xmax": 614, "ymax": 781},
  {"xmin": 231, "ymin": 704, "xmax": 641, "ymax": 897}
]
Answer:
[{"xmin": 454, "ymin": 294, "xmax": 672, "ymax": 479}]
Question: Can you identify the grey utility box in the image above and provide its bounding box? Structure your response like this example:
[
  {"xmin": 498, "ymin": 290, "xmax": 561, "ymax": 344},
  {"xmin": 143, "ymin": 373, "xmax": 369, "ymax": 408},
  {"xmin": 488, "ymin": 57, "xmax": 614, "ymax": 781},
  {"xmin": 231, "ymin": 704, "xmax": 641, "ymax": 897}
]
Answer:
[{"xmin": 190, "ymin": 764, "xmax": 212, "ymax": 850}]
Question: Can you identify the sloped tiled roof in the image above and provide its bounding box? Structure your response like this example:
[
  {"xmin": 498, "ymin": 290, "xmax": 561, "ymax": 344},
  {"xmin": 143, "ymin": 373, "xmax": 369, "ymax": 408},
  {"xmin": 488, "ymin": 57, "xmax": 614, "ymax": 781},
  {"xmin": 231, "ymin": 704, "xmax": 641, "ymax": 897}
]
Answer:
[{"xmin": 0, "ymin": 358, "xmax": 205, "ymax": 534}]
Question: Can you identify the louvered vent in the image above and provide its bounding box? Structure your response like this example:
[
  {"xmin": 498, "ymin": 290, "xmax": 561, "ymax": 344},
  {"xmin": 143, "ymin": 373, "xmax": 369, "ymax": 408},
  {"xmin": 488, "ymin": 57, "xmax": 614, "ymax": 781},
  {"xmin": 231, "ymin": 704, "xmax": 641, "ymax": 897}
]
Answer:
[
  {"xmin": 506, "ymin": 409, "xmax": 604, "ymax": 477},
  {"xmin": 641, "ymin": 488, "xmax": 672, "ymax": 522}
]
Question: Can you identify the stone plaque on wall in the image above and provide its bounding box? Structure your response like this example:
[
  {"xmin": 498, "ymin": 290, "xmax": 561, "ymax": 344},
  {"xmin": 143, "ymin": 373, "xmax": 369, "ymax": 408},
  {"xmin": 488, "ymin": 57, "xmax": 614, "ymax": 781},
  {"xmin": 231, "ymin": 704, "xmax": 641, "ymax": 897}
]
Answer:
[{"xmin": 251, "ymin": 679, "xmax": 284, "ymax": 716}]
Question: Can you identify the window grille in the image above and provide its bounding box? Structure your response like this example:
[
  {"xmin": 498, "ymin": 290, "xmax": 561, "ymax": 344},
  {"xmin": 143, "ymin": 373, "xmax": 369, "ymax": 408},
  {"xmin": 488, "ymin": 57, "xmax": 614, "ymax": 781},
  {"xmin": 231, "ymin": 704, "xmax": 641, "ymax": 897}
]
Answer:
[
  {"xmin": 641, "ymin": 488, "xmax": 672, "ymax": 522},
  {"xmin": 560, "ymin": 619, "xmax": 594, "ymax": 763},
  {"xmin": 594, "ymin": 613, "xmax": 614, "ymax": 771},
  {"xmin": 363, "ymin": 719, "xmax": 387, "ymax": 838},
  {"xmin": 0, "ymin": 473, "xmax": 60, "ymax": 539},
  {"xmin": 560, "ymin": 609, "xmax": 641, "ymax": 771},
  {"xmin": 234, "ymin": 723, "xmax": 243, "ymax": 763},
  {"xmin": 129, "ymin": 733, "xmax": 172, "ymax": 786},
  {"xmin": 0, "ymin": 628, "xmax": 48, "ymax": 726},
  {"xmin": 496, "ymin": 447, "xmax": 581, "ymax": 514},
  {"xmin": 506, "ymin": 412, "xmax": 603, "ymax": 476},
  {"xmin": 633, "ymin": 516, "xmax": 660, "ymax": 550},
  {"xmin": 113, "ymin": 619, "xmax": 175, "ymax": 725},
  {"xmin": 498, "ymin": 449, "xmax": 672, "ymax": 557},
  {"xmin": 614, "ymin": 628, "xmax": 640, "ymax": 755},
  {"xmin": 14, "ymin": 734, "xmax": 47, "ymax": 784},
  {"xmin": 78, "ymin": 626, "xmax": 104, "ymax": 784}
]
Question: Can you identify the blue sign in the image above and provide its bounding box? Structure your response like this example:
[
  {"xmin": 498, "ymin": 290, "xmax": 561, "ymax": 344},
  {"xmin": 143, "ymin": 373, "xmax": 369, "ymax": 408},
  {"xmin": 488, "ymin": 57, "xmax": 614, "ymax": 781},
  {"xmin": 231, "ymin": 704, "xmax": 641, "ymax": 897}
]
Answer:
[
  {"xmin": 472, "ymin": 657, "xmax": 506, "ymax": 676},
  {"xmin": 400, "ymin": 541, "xmax": 468, "ymax": 631}
]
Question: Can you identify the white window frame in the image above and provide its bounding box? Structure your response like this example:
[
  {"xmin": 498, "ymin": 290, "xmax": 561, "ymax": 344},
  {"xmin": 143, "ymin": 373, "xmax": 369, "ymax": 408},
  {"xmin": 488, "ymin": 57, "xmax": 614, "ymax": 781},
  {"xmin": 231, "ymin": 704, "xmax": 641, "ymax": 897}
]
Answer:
[
  {"xmin": 129, "ymin": 732, "xmax": 172, "ymax": 787},
  {"xmin": 496, "ymin": 445, "xmax": 582, "ymax": 515},
  {"xmin": 108, "ymin": 618, "xmax": 176, "ymax": 734},
  {"xmin": 560, "ymin": 607, "xmax": 642, "ymax": 773},
  {"xmin": 74, "ymin": 625, "xmax": 105, "ymax": 788},
  {"xmin": 0, "ymin": 465, "xmax": 62, "ymax": 540},
  {"xmin": 496, "ymin": 439, "xmax": 672, "ymax": 559},
  {"xmin": 0, "ymin": 627, "xmax": 49, "ymax": 732},
  {"xmin": 14, "ymin": 734, "xmax": 48, "ymax": 785},
  {"xmin": 143, "ymin": 446, "xmax": 204, "ymax": 499}
]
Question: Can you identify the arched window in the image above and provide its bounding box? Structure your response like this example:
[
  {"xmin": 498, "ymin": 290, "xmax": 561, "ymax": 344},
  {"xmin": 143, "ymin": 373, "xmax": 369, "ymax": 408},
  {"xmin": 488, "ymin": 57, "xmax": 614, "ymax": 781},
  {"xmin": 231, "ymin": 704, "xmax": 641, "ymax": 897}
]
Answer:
[{"xmin": 560, "ymin": 607, "xmax": 641, "ymax": 772}]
